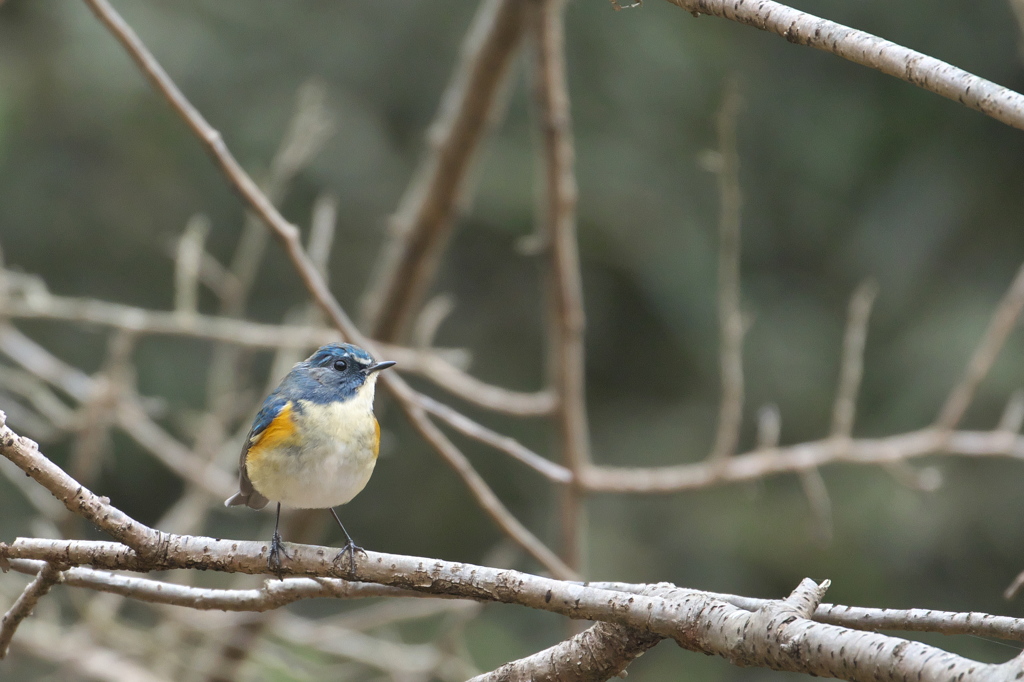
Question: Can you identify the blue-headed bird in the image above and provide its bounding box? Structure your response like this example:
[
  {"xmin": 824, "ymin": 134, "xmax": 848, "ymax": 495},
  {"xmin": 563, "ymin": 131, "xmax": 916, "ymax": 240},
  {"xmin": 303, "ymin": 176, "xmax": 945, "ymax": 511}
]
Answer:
[{"xmin": 225, "ymin": 343, "xmax": 395, "ymax": 573}]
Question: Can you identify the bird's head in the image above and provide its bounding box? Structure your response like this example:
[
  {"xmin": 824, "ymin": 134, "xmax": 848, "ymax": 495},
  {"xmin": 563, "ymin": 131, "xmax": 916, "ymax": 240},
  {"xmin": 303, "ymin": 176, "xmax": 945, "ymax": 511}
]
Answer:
[{"xmin": 299, "ymin": 343, "xmax": 396, "ymax": 400}]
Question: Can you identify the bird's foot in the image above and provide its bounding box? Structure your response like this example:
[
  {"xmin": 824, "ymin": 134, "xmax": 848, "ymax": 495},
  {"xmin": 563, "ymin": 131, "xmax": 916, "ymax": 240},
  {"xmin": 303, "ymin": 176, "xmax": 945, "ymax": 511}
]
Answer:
[
  {"xmin": 334, "ymin": 541, "xmax": 367, "ymax": 577},
  {"xmin": 268, "ymin": 530, "xmax": 291, "ymax": 579}
]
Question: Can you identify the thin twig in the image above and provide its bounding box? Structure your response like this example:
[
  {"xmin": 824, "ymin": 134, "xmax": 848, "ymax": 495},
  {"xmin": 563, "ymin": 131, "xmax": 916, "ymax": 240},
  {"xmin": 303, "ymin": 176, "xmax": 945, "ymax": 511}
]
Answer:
[
  {"xmin": 0, "ymin": 365, "xmax": 76, "ymax": 431},
  {"xmin": 3, "ymin": 284, "xmax": 334, "ymax": 347},
  {"xmin": 403, "ymin": 402, "xmax": 577, "ymax": 579},
  {"xmin": 998, "ymin": 390, "xmax": 1024, "ymax": 434},
  {"xmin": 2, "ymin": 286, "xmax": 555, "ymax": 415},
  {"xmin": 936, "ymin": 261, "xmax": 1024, "ymax": 430},
  {"xmin": 531, "ymin": 0, "xmax": 591, "ymax": 574},
  {"xmin": 0, "ymin": 562, "xmax": 62, "ymax": 658},
  {"xmin": 361, "ymin": 0, "xmax": 528, "ymax": 341},
  {"xmin": 663, "ymin": 0, "xmax": 1024, "ymax": 131},
  {"xmin": 0, "ymin": 324, "xmax": 95, "ymax": 401},
  {"xmin": 417, "ymin": 393, "xmax": 572, "ymax": 483},
  {"xmin": 582, "ymin": 427, "xmax": 1024, "ymax": 492},
  {"xmin": 589, "ymin": 580, "xmax": 1024, "ymax": 642},
  {"xmin": 173, "ymin": 215, "xmax": 210, "ymax": 319},
  {"xmin": 708, "ymin": 77, "xmax": 745, "ymax": 462},
  {"xmin": 830, "ymin": 280, "xmax": 878, "ymax": 438},
  {"xmin": 205, "ymin": 80, "xmax": 333, "ymax": 422},
  {"xmin": 392, "ymin": 344, "xmax": 555, "ymax": 416},
  {"xmin": 710, "ymin": 590, "xmax": 1024, "ymax": 641},
  {"xmin": 5, "ymin": 560, "xmax": 434, "ymax": 611},
  {"xmin": 469, "ymin": 621, "xmax": 662, "ymax": 681},
  {"xmin": 308, "ymin": 193, "xmax": 338, "ymax": 277},
  {"xmin": 798, "ymin": 467, "xmax": 832, "ymax": 546},
  {"xmin": 1006, "ymin": 570, "xmax": 1024, "ymax": 600},
  {"xmin": 412, "ymin": 294, "xmax": 456, "ymax": 349},
  {"xmin": 756, "ymin": 404, "xmax": 780, "ymax": 449}
]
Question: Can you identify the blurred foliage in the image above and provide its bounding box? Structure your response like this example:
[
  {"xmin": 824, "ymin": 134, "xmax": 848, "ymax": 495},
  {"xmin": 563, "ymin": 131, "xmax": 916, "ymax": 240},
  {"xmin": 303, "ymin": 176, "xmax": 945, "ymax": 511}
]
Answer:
[{"xmin": 3, "ymin": 0, "xmax": 1024, "ymax": 679}]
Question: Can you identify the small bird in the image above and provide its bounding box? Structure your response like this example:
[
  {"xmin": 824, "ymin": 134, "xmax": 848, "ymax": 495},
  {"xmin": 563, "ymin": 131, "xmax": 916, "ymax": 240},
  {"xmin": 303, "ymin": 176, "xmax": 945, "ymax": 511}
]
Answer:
[{"xmin": 225, "ymin": 342, "xmax": 395, "ymax": 573}]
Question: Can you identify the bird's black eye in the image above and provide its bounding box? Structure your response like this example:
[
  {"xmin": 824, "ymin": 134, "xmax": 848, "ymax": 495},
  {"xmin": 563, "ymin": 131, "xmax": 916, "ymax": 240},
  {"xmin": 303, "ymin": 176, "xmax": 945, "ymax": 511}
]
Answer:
[{"xmin": 333, "ymin": 359, "xmax": 348, "ymax": 372}]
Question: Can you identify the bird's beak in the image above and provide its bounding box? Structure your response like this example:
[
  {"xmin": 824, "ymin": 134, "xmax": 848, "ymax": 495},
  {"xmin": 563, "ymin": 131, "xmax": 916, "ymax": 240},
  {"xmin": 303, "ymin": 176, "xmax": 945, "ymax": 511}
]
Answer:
[{"xmin": 366, "ymin": 360, "xmax": 396, "ymax": 374}]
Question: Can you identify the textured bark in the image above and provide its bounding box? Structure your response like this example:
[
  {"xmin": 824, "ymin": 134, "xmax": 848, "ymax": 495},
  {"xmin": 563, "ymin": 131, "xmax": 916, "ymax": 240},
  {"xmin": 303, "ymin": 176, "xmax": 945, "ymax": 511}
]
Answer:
[{"xmin": 470, "ymin": 622, "xmax": 662, "ymax": 682}]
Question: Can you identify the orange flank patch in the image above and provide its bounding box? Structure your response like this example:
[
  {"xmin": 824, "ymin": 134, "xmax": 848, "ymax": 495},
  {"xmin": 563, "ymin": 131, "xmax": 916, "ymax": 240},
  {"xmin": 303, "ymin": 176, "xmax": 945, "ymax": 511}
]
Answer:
[
  {"xmin": 245, "ymin": 402, "xmax": 298, "ymax": 473},
  {"xmin": 373, "ymin": 417, "xmax": 381, "ymax": 459}
]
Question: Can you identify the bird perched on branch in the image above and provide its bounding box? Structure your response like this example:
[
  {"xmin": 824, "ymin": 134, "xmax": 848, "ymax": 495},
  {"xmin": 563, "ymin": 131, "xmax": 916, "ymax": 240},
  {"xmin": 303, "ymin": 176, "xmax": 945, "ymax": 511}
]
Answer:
[{"xmin": 225, "ymin": 342, "xmax": 395, "ymax": 573}]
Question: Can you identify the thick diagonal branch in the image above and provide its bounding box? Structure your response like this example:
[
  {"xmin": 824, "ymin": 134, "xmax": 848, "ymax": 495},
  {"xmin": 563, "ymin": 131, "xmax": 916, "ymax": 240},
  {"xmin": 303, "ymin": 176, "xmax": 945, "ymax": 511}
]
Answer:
[
  {"xmin": 664, "ymin": 0, "xmax": 1024, "ymax": 131},
  {"xmin": 531, "ymin": 0, "xmax": 592, "ymax": 573}
]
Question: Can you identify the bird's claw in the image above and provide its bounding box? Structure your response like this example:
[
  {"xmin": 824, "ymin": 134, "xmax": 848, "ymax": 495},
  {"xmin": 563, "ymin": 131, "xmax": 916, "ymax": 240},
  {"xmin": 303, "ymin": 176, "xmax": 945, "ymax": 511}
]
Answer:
[
  {"xmin": 268, "ymin": 530, "xmax": 290, "ymax": 579},
  {"xmin": 334, "ymin": 541, "xmax": 366, "ymax": 577}
]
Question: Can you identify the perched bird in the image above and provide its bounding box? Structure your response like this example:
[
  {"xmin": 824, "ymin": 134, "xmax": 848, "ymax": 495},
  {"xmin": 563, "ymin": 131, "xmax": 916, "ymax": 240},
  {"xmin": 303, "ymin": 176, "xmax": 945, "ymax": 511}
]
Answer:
[{"xmin": 225, "ymin": 343, "xmax": 395, "ymax": 572}]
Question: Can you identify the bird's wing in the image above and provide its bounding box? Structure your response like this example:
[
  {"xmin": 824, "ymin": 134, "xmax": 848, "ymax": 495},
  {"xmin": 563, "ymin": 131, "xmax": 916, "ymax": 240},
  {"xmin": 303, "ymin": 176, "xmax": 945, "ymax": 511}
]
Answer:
[{"xmin": 224, "ymin": 394, "xmax": 295, "ymax": 510}]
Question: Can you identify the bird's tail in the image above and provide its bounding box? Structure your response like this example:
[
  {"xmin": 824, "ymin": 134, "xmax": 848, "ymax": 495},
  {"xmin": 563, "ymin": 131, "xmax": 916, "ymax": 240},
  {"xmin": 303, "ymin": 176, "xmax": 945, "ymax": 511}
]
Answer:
[{"xmin": 224, "ymin": 489, "xmax": 270, "ymax": 510}]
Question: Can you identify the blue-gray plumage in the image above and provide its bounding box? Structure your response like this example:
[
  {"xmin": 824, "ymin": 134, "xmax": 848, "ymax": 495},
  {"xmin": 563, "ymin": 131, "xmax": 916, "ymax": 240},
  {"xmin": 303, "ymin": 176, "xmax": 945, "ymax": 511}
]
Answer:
[{"xmin": 225, "ymin": 342, "xmax": 395, "ymax": 572}]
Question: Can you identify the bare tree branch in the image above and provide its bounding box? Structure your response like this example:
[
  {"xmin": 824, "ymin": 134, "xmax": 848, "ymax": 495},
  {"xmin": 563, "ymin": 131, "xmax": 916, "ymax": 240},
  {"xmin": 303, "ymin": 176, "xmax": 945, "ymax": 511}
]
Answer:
[
  {"xmin": 417, "ymin": 393, "xmax": 572, "ymax": 483},
  {"xmin": 469, "ymin": 621, "xmax": 661, "ymax": 681},
  {"xmin": 396, "ymin": 347, "xmax": 555, "ymax": 416},
  {"xmin": 831, "ymin": 280, "xmax": 879, "ymax": 439},
  {"xmin": 173, "ymin": 215, "xmax": 209, "ymax": 319},
  {"xmin": 2, "ymin": 284, "xmax": 554, "ymax": 415},
  {"xmin": 5, "ymin": 560, "xmax": 433, "ymax": 611},
  {"xmin": 8, "ymin": 539, "xmax": 1023, "ymax": 679},
  {"xmin": 726, "ymin": 592, "xmax": 1024, "ymax": 641},
  {"xmin": 401, "ymin": 401, "xmax": 577, "ymax": 578},
  {"xmin": 936, "ymin": 261, "xmax": 1024, "ymax": 430},
  {"xmin": 4, "ymin": 419, "xmax": 1024, "ymax": 680},
  {"xmin": 798, "ymin": 466, "xmax": 833, "ymax": 545},
  {"xmin": 1005, "ymin": 567, "xmax": 1024, "ymax": 600},
  {"xmin": 708, "ymin": 76, "xmax": 745, "ymax": 462},
  {"xmin": 0, "ymin": 561, "xmax": 61, "ymax": 658},
  {"xmin": 664, "ymin": 0, "xmax": 1024, "ymax": 131},
  {"xmin": 592, "ymin": 582, "xmax": 1024, "ymax": 641},
  {"xmin": 583, "ymin": 427, "xmax": 1024, "ymax": 492},
  {"xmin": 531, "ymin": 0, "xmax": 591, "ymax": 573}
]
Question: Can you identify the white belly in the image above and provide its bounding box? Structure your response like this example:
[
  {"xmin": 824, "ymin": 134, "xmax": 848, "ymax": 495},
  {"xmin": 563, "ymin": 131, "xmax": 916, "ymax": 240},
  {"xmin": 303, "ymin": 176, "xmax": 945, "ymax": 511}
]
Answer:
[
  {"xmin": 250, "ymin": 393, "xmax": 379, "ymax": 509},
  {"xmin": 269, "ymin": 438, "xmax": 377, "ymax": 509}
]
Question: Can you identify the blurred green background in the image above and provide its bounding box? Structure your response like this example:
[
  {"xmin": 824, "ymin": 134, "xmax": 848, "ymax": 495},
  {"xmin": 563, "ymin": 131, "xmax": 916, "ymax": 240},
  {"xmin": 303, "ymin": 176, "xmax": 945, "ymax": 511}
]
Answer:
[{"xmin": 3, "ymin": 0, "xmax": 1024, "ymax": 679}]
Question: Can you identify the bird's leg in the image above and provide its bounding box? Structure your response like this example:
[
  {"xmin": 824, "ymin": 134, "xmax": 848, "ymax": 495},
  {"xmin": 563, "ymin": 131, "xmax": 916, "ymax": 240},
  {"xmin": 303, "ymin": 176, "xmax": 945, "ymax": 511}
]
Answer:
[
  {"xmin": 329, "ymin": 507, "xmax": 365, "ymax": 576},
  {"xmin": 268, "ymin": 502, "xmax": 290, "ymax": 578}
]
